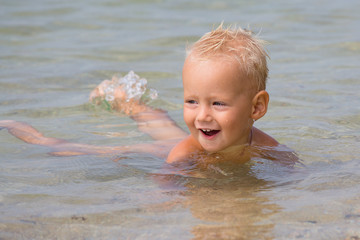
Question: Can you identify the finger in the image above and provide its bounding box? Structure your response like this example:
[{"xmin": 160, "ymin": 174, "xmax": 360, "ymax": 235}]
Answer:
[
  {"xmin": 89, "ymin": 79, "xmax": 111, "ymax": 101},
  {"xmin": 97, "ymin": 80, "xmax": 111, "ymax": 96},
  {"xmin": 114, "ymin": 85, "xmax": 126, "ymax": 100},
  {"xmin": 89, "ymin": 87, "xmax": 100, "ymax": 101}
]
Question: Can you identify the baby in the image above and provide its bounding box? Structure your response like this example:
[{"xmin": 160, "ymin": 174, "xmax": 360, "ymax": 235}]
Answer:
[{"xmin": 0, "ymin": 24, "xmax": 294, "ymax": 166}]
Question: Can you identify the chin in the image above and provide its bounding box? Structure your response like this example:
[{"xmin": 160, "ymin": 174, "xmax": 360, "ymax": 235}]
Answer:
[{"xmin": 201, "ymin": 144, "xmax": 224, "ymax": 153}]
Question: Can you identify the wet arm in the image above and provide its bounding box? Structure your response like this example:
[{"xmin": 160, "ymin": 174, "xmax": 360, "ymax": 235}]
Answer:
[
  {"xmin": 0, "ymin": 120, "xmax": 172, "ymax": 157},
  {"xmin": 90, "ymin": 79, "xmax": 188, "ymax": 141}
]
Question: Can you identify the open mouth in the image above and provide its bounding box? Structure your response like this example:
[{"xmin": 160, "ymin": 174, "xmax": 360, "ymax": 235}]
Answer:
[{"xmin": 200, "ymin": 129, "xmax": 220, "ymax": 136}]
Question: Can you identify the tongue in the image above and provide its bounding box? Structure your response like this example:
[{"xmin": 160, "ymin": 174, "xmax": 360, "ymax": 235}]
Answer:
[{"xmin": 204, "ymin": 130, "xmax": 220, "ymax": 136}]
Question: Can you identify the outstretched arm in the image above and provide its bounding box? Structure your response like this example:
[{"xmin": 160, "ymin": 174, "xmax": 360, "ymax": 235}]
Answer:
[
  {"xmin": 0, "ymin": 120, "xmax": 173, "ymax": 158},
  {"xmin": 0, "ymin": 74, "xmax": 187, "ymax": 157},
  {"xmin": 90, "ymin": 76, "xmax": 188, "ymax": 141},
  {"xmin": 0, "ymin": 120, "xmax": 66, "ymax": 146}
]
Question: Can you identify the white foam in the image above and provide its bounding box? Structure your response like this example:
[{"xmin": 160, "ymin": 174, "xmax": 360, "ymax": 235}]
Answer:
[{"xmin": 104, "ymin": 71, "xmax": 158, "ymax": 103}]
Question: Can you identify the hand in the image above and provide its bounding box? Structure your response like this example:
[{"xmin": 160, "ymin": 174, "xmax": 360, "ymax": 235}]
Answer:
[
  {"xmin": 89, "ymin": 77, "xmax": 114, "ymax": 102},
  {"xmin": 89, "ymin": 76, "xmax": 143, "ymax": 115}
]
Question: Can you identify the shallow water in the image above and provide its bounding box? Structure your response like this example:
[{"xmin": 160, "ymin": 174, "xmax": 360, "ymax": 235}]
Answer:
[{"xmin": 1, "ymin": 0, "xmax": 360, "ymax": 239}]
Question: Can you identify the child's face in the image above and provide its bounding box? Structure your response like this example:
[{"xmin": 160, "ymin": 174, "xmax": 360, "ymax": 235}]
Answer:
[{"xmin": 182, "ymin": 55, "xmax": 254, "ymax": 153}]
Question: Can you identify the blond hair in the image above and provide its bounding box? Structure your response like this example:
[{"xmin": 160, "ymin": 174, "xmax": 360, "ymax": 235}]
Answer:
[{"xmin": 187, "ymin": 23, "xmax": 269, "ymax": 91}]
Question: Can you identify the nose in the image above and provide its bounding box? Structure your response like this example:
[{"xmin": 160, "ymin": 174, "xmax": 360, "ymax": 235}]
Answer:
[{"xmin": 196, "ymin": 105, "xmax": 212, "ymax": 122}]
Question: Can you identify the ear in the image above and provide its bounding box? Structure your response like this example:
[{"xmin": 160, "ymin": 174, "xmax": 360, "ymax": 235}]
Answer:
[{"xmin": 251, "ymin": 90, "xmax": 269, "ymax": 121}]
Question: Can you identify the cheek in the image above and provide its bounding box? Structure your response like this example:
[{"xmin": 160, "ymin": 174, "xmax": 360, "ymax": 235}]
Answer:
[
  {"xmin": 222, "ymin": 117, "xmax": 237, "ymax": 129},
  {"xmin": 221, "ymin": 111, "xmax": 247, "ymax": 128},
  {"xmin": 183, "ymin": 108, "xmax": 194, "ymax": 127}
]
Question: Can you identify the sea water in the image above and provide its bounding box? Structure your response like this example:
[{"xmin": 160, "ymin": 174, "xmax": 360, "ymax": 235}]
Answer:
[{"xmin": 0, "ymin": 0, "xmax": 359, "ymax": 239}]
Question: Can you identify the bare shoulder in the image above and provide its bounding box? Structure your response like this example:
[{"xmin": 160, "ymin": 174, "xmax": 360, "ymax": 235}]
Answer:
[
  {"xmin": 166, "ymin": 135, "xmax": 200, "ymax": 164},
  {"xmin": 251, "ymin": 127, "xmax": 300, "ymax": 165},
  {"xmin": 252, "ymin": 127, "xmax": 279, "ymax": 147}
]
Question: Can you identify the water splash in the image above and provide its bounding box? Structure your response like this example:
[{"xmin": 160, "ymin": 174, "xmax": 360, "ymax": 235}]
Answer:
[{"xmin": 104, "ymin": 71, "xmax": 158, "ymax": 103}]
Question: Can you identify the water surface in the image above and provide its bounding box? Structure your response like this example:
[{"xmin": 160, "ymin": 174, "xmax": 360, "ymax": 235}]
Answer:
[{"xmin": 1, "ymin": 0, "xmax": 360, "ymax": 239}]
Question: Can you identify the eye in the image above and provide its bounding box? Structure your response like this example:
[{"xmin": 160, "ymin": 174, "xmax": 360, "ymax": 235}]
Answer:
[
  {"xmin": 213, "ymin": 101, "xmax": 226, "ymax": 106},
  {"xmin": 185, "ymin": 99, "xmax": 197, "ymax": 104}
]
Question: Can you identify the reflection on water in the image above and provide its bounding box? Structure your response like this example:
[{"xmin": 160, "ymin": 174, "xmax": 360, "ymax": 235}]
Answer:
[
  {"xmin": 1, "ymin": 0, "xmax": 360, "ymax": 239},
  {"xmin": 160, "ymin": 162, "xmax": 284, "ymax": 240}
]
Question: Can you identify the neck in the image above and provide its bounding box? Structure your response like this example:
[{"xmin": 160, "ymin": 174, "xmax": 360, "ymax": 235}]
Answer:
[{"xmin": 209, "ymin": 127, "xmax": 253, "ymax": 163}]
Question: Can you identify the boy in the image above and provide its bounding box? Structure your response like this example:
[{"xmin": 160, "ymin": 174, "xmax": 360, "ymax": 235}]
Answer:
[{"xmin": 0, "ymin": 24, "xmax": 292, "ymax": 166}]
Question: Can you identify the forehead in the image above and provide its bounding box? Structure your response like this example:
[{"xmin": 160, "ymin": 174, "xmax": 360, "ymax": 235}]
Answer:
[{"xmin": 183, "ymin": 55, "xmax": 253, "ymax": 94}]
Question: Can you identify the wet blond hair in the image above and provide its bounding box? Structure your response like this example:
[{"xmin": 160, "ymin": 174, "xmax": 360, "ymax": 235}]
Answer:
[{"xmin": 187, "ymin": 23, "xmax": 269, "ymax": 92}]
